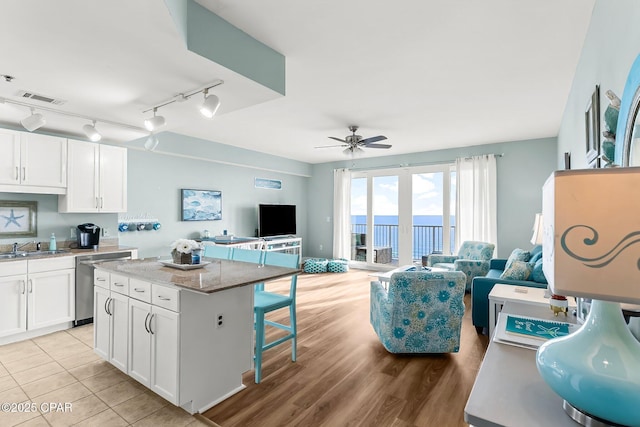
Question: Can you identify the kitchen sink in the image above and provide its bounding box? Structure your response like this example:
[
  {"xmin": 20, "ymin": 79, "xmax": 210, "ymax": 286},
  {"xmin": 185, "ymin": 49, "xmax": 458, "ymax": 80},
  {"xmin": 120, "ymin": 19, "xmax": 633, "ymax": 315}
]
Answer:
[
  {"xmin": 0, "ymin": 249, "xmax": 70, "ymax": 259},
  {"xmin": 27, "ymin": 250, "xmax": 70, "ymax": 255}
]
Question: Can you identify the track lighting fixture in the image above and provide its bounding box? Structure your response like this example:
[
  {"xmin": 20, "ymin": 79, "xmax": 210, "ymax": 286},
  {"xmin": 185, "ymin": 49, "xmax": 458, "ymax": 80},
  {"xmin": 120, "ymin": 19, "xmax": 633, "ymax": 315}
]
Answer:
[
  {"xmin": 144, "ymin": 108, "xmax": 166, "ymax": 132},
  {"xmin": 142, "ymin": 79, "xmax": 224, "ymax": 127},
  {"xmin": 199, "ymin": 88, "xmax": 220, "ymax": 118},
  {"xmin": 21, "ymin": 108, "xmax": 46, "ymax": 132},
  {"xmin": 1, "ymin": 97, "xmax": 147, "ymax": 140},
  {"xmin": 82, "ymin": 120, "xmax": 102, "ymax": 142}
]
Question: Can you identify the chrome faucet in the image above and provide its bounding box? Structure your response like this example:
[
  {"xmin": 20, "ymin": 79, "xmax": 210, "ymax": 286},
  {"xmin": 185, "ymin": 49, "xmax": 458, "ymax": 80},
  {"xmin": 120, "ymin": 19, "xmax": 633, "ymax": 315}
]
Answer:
[{"xmin": 12, "ymin": 241, "xmax": 35, "ymax": 253}]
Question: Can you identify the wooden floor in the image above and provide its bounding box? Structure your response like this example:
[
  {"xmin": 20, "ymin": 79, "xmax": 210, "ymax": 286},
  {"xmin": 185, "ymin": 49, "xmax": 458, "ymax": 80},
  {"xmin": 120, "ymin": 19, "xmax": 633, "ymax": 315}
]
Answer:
[{"xmin": 202, "ymin": 269, "xmax": 490, "ymax": 427}]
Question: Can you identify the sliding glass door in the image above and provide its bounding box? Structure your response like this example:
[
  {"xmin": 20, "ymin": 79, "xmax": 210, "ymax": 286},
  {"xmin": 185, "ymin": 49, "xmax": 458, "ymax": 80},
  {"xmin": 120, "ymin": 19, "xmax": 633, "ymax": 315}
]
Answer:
[{"xmin": 350, "ymin": 164, "xmax": 455, "ymax": 267}]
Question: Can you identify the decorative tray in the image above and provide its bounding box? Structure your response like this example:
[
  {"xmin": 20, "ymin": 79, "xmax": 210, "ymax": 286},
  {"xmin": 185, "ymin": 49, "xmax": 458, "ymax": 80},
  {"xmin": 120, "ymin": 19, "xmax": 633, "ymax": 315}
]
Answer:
[{"xmin": 159, "ymin": 260, "xmax": 210, "ymax": 270}]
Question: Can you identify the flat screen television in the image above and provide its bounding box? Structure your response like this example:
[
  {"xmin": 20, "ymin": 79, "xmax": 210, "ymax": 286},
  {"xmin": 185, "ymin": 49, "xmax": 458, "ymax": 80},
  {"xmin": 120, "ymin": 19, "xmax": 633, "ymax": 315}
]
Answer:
[{"xmin": 258, "ymin": 204, "xmax": 296, "ymax": 237}]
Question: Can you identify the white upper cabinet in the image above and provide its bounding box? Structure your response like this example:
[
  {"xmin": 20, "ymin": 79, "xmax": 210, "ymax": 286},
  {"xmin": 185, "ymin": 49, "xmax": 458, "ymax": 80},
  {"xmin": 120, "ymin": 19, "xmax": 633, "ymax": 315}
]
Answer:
[
  {"xmin": 0, "ymin": 129, "xmax": 67, "ymax": 194},
  {"xmin": 59, "ymin": 139, "xmax": 127, "ymax": 213}
]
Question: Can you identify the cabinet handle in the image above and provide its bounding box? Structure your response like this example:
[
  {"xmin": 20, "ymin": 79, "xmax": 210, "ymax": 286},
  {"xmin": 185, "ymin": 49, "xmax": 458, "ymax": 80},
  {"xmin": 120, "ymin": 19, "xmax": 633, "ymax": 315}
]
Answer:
[
  {"xmin": 104, "ymin": 297, "xmax": 111, "ymax": 315},
  {"xmin": 28, "ymin": 279, "xmax": 33, "ymax": 293},
  {"xmin": 20, "ymin": 280, "xmax": 25, "ymax": 294},
  {"xmin": 134, "ymin": 288, "xmax": 145, "ymax": 293},
  {"xmin": 113, "ymin": 282, "xmax": 124, "ymax": 287},
  {"xmin": 157, "ymin": 296, "xmax": 171, "ymax": 301},
  {"xmin": 144, "ymin": 313, "xmax": 151, "ymax": 333},
  {"xmin": 96, "ymin": 278, "xmax": 106, "ymax": 282},
  {"xmin": 149, "ymin": 314, "xmax": 155, "ymax": 335},
  {"xmin": 95, "ymin": 197, "xmax": 99, "ymax": 209},
  {"xmin": 15, "ymin": 166, "xmax": 19, "ymax": 181},
  {"xmin": 22, "ymin": 166, "xmax": 26, "ymax": 181},
  {"xmin": 100, "ymin": 197, "xmax": 104, "ymax": 209}
]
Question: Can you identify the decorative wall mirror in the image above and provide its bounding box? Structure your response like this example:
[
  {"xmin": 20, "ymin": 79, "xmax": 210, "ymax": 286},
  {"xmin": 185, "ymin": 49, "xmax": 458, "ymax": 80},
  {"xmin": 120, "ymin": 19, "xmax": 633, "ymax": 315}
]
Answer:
[
  {"xmin": 622, "ymin": 85, "xmax": 640, "ymax": 166},
  {"xmin": 617, "ymin": 53, "xmax": 640, "ymax": 166}
]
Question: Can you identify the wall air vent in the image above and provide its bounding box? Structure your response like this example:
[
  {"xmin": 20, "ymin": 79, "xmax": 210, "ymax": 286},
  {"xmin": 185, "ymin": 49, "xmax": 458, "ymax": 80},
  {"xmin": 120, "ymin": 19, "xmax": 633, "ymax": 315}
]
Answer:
[{"xmin": 15, "ymin": 90, "xmax": 66, "ymax": 105}]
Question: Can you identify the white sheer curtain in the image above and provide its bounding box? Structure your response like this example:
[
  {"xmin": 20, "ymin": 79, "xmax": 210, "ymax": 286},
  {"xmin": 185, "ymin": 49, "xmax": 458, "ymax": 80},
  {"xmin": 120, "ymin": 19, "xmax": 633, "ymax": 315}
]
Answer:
[
  {"xmin": 455, "ymin": 155, "xmax": 498, "ymax": 253},
  {"xmin": 333, "ymin": 168, "xmax": 352, "ymax": 259}
]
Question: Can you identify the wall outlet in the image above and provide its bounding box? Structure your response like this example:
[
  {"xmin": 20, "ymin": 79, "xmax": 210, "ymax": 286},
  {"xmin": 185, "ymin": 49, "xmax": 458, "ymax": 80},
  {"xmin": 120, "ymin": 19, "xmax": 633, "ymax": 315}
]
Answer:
[
  {"xmin": 69, "ymin": 227, "xmax": 76, "ymax": 239},
  {"xmin": 216, "ymin": 313, "xmax": 224, "ymax": 328},
  {"xmin": 102, "ymin": 227, "xmax": 111, "ymax": 237},
  {"xmin": 319, "ymin": 244, "xmax": 323, "ymax": 251}
]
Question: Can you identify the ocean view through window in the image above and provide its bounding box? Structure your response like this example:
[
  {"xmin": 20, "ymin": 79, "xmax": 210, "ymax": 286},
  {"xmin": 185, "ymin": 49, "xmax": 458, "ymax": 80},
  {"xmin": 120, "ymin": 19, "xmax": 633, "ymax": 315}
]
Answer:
[{"xmin": 350, "ymin": 164, "xmax": 456, "ymax": 265}]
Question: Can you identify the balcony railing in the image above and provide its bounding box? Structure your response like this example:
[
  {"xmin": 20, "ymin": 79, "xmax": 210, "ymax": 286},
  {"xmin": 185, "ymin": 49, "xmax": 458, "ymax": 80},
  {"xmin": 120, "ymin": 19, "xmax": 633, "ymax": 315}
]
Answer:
[{"xmin": 351, "ymin": 223, "xmax": 456, "ymax": 260}]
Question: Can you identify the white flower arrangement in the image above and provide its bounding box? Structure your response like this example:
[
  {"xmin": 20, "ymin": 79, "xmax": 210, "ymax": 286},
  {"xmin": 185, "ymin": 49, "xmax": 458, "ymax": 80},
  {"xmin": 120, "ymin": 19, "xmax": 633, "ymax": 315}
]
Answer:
[{"xmin": 170, "ymin": 239, "xmax": 200, "ymax": 254}]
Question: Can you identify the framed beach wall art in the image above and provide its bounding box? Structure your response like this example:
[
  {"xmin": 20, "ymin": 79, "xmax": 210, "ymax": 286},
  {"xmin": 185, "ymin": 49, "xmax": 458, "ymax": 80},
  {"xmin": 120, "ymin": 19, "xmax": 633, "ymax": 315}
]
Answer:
[
  {"xmin": 585, "ymin": 84, "xmax": 601, "ymax": 168},
  {"xmin": 181, "ymin": 189, "xmax": 222, "ymax": 221},
  {"xmin": 0, "ymin": 200, "xmax": 37, "ymax": 237}
]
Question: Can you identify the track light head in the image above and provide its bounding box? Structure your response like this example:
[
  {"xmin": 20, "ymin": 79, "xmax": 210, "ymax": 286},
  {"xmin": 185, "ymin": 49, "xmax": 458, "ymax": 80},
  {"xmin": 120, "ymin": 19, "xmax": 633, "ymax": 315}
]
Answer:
[
  {"xmin": 144, "ymin": 108, "xmax": 166, "ymax": 131},
  {"xmin": 21, "ymin": 108, "xmax": 46, "ymax": 132},
  {"xmin": 82, "ymin": 120, "xmax": 101, "ymax": 142},
  {"xmin": 144, "ymin": 134, "xmax": 159, "ymax": 151},
  {"xmin": 199, "ymin": 89, "xmax": 220, "ymax": 118}
]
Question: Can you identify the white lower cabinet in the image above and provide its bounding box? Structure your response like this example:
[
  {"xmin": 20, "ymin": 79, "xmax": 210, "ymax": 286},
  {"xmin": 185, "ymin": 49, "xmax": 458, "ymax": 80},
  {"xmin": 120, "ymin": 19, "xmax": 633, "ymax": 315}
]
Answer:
[
  {"xmin": 129, "ymin": 299, "xmax": 179, "ymax": 403},
  {"xmin": 93, "ymin": 268, "xmax": 253, "ymax": 414},
  {"xmin": 0, "ymin": 273, "xmax": 27, "ymax": 337},
  {"xmin": 0, "ymin": 258, "xmax": 74, "ymax": 343},
  {"xmin": 93, "ymin": 273, "xmax": 129, "ymax": 373}
]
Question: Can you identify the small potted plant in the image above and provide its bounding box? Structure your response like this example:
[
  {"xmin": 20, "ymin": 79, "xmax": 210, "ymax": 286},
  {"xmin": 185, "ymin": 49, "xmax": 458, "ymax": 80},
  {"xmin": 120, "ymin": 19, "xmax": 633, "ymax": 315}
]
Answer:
[{"xmin": 170, "ymin": 239, "xmax": 200, "ymax": 264}]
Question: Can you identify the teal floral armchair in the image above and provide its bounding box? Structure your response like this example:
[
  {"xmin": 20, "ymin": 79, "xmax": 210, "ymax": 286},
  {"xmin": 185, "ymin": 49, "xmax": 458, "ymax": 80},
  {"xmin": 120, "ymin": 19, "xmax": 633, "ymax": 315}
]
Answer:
[
  {"xmin": 370, "ymin": 271, "xmax": 466, "ymax": 353},
  {"xmin": 426, "ymin": 241, "xmax": 495, "ymax": 291}
]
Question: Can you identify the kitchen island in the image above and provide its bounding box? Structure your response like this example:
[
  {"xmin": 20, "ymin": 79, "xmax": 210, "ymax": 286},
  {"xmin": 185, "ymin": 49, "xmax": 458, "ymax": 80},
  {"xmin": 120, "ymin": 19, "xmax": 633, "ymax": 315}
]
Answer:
[{"xmin": 93, "ymin": 257, "xmax": 300, "ymax": 414}]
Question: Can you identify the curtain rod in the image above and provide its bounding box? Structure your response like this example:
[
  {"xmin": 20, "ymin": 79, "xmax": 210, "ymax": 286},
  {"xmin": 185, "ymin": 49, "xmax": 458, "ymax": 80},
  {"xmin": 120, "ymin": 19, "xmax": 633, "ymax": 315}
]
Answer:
[{"xmin": 344, "ymin": 153, "xmax": 504, "ymax": 172}]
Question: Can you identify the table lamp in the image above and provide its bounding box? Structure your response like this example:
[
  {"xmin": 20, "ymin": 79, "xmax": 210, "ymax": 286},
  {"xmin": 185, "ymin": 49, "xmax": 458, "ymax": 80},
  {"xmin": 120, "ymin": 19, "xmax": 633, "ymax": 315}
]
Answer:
[{"xmin": 537, "ymin": 168, "xmax": 640, "ymax": 427}]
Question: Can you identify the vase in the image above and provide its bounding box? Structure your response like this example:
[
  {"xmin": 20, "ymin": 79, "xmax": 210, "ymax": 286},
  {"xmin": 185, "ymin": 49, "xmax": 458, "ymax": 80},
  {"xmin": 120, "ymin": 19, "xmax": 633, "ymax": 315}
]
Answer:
[
  {"xmin": 171, "ymin": 250, "xmax": 192, "ymax": 264},
  {"xmin": 536, "ymin": 300, "xmax": 640, "ymax": 426}
]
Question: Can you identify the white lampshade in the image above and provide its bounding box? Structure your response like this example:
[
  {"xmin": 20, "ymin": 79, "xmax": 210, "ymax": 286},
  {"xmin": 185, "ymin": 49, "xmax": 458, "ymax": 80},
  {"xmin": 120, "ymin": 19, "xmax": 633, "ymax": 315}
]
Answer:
[
  {"xmin": 530, "ymin": 213, "xmax": 543, "ymax": 245},
  {"xmin": 200, "ymin": 93, "xmax": 220, "ymax": 118},
  {"xmin": 542, "ymin": 167, "xmax": 640, "ymax": 304},
  {"xmin": 21, "ymin": 109, "xmax": 46, "ymax": 132}
]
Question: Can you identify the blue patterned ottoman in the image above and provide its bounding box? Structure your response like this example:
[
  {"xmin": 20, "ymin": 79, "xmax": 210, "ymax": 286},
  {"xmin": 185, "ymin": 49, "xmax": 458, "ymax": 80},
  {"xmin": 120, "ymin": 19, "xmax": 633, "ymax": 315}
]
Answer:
[
  {"xmin": 304, "ymin": 258, "xmax": 329, "ymax": 274},
  {"xmin": 327, "ymin": 258, "xmax": 349, "ymax": 273}
]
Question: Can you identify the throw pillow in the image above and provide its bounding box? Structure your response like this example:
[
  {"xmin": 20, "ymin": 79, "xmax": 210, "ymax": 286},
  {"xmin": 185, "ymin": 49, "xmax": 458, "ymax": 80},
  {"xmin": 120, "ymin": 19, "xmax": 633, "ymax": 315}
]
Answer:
[
  {"xmin": 531, "ymin": 258, "xmax": 548, "ymax": 284},
  {"xmin": 505, "ymin": 248, "xmax": 531, "ymax": 271},
  {"xmin": 528, "ymin": 250, "xmax": 543, "ymax": 265},
  {"xmin": 500, "ymin": 260, "xmax": 532, "ymax": 281}
]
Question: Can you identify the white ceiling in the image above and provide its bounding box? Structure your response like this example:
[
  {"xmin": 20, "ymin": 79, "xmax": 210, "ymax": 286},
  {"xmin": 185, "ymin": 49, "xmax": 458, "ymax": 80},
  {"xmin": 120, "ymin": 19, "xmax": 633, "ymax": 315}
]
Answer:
[{"xmin": 0, "ymin": 0, "xmax": 595, "ymax": 164}]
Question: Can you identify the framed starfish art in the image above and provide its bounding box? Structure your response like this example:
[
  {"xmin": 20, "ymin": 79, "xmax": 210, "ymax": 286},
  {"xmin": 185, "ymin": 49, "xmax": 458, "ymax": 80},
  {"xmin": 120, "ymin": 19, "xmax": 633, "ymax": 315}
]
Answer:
[{"xmin": 0, "ymin": 201, "xmax": 37, "ymax": 237}]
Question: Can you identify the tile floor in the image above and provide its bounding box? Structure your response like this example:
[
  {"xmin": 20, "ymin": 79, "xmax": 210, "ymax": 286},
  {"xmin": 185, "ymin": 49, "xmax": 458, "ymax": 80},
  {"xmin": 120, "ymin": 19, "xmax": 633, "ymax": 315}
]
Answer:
[{"xmin": 0, "ymin": 325, "xmax": 215, "ymax": 427}]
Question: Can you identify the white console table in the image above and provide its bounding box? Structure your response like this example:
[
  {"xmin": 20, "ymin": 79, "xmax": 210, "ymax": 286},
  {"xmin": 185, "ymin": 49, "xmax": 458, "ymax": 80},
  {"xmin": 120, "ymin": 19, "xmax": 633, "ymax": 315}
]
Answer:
[
  {"xmin": 263, "ymin": 237, "xmax": 302, "ymax": 262},
  {"xmin": 464, "ymin": 302, "xmax": 579, "ymax": 427}
]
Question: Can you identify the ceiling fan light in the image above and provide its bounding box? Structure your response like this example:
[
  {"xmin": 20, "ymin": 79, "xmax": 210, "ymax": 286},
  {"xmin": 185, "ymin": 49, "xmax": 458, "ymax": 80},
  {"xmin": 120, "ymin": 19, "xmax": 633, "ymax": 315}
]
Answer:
[
  {"xmin": 144, "ymin": 109, "xmax": 166, "ymax": 131},
  {"xmin": 200, "ymin": 93, "xmax": 220, "ymax": 118},
  {"xmin": 82, "ymin": 121, "xmax": 101, "ymax": 142},
  {"xmin": 21, "ymin": 109, "xmax": 46, "ymax": 132}
]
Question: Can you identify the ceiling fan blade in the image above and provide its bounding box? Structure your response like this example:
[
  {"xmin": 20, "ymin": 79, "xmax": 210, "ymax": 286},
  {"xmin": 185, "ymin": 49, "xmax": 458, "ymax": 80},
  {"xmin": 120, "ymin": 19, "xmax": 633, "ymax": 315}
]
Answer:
[
  {"xmin": 359, "ymin": 135, "xmax": 387, "ymax": 145},
  {"xmin": 329, "ymin": 136, "xmax": 347, "ymax": 143},
  {"xmin": 315, "ymin": 144, "xmax": 348, "ymax": 149},
  {"xmin": 365, "ymin": 143, "xmax": 392, "ymax": 149}
]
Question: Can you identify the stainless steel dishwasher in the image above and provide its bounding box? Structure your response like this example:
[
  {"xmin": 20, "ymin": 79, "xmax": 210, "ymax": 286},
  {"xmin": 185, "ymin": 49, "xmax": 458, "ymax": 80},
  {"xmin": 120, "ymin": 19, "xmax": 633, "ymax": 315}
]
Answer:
[{"xmin": 75, "ymin": 251, "xmax": 133, "ymax": 326}]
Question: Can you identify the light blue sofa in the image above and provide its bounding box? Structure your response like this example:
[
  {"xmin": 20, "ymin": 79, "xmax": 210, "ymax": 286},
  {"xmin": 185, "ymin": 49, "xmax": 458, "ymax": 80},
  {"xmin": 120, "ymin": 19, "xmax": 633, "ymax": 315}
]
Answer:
[
  {"xmin": 370, "ymin": 271, "xmax": 466, "ymax": 353},
  {"xmin": 425, "ymin": 241, "xmax": 496, "ymax": 291}
]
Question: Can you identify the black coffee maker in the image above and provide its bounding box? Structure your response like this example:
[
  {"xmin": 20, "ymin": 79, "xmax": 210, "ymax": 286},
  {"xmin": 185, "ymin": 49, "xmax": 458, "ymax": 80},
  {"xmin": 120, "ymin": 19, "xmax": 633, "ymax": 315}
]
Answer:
[{"xmin": 77, "ymin": 223, "xmax": 101, "ymax": 249}]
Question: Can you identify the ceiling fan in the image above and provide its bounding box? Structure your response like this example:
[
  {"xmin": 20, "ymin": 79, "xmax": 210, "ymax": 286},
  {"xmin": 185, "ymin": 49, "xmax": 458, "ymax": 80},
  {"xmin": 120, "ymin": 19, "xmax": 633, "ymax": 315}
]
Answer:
[{"xmin": 316, "ymin": 125, "xmax": 391, "ymax": 155}]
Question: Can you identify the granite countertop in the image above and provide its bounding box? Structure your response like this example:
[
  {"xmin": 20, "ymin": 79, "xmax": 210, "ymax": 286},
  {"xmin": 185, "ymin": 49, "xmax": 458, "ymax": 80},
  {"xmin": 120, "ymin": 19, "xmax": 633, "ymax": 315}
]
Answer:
[{"xmin": 94, "ymin": 258, "xmax": 300, "ymax": 294}]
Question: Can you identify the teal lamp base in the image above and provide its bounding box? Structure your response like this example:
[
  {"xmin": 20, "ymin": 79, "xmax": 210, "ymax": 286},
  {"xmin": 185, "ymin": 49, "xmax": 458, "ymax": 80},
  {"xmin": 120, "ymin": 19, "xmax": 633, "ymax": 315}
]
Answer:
[{"xmin": 536, "ymin": 300, "xmax": 640, "ymax": 427}]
